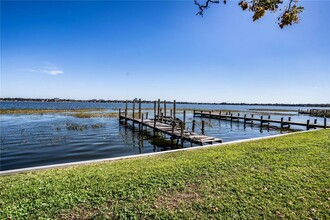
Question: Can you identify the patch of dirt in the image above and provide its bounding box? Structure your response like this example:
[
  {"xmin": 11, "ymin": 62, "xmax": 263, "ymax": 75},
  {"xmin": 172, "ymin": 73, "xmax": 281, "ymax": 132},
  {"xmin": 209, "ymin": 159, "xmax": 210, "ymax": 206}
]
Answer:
[{"xmin": 154, "ymin": 185, "xmax": 201, "ymax": 210}]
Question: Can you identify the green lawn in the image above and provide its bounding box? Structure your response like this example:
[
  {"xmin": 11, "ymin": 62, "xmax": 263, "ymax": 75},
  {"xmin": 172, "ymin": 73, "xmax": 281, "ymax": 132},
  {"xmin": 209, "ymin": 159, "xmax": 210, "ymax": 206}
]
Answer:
[{"xmin": 1, "ymin": 129, "xmax": 329, "ymax": 219}]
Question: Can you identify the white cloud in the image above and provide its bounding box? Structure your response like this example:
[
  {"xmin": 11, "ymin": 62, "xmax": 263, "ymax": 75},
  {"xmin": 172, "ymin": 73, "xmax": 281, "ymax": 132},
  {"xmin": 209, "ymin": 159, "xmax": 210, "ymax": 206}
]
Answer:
[{"xmin": 24, "ymin": 65, "xmax": 64, "ymax": 76}]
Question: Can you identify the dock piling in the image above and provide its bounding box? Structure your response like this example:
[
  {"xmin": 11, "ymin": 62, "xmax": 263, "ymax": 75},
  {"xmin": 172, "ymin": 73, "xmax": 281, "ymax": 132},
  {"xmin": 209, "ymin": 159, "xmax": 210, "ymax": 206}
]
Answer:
[
  {"xmin": 157, "ymin": 99, "xmax": 160, "ymax": 118},
  {"xmin": 306, "ymin": 119, "xmax": 310, "ymax": 130},
  {"xmin": 183, "ymin": 110, "xmax": 186, "ymax": 129},
  {"xmin": 173, "ymin": 100, "xmax": 176, "ymax": 119},
  {"xmin": 138, "ymin": 99, "xmax": 141, "ymax": 119},
  {"xmin": 141, "ymin": 114, "xmax": 144, "ymax": 132},
  {"xmin": 181, "ymin": 122, "xmax": 184, "ymax": 147},
  {"xmin": 201, "ymin": 120, "xmax": 205, "ymax": 134},
  {"xmin": 132, "ymin": 100, "xmax": 135, "ymax": 121},
  {"xmin": 124, "ymin": 108, "xmax": 128, "ymax": 125},
  {"xmin": 192, "ymin": 120, "xmax": 195, "ymax": 132}
]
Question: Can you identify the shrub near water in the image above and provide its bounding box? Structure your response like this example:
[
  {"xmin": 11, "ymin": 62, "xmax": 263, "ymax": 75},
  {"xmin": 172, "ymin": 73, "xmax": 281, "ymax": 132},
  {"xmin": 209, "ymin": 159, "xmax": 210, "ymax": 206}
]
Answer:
[{"xmin": 0, "ymin": 129, "xmax": 329, "ymax": 219}]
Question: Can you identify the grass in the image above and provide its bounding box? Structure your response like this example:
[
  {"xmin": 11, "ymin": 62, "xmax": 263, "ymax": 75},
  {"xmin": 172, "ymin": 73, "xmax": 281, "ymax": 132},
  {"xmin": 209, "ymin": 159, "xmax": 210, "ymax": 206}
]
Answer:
[
  {"xmin": 65, "ymin": 121, "xmax": 105, "ymax": 131},
  {"xmin": 73, "ymin": 112, "xmax": 117, "ymax": 118},
  {"xmin": 308, "ymin": 112, "xmax": 330, "ymax": 118},
  {"xmin": 0, "ymin": 108, "xmax": 107, "ymax": 115},
  {"xmin": 1, "ymin": 129, "xmax": 329, "ymax": 219}
]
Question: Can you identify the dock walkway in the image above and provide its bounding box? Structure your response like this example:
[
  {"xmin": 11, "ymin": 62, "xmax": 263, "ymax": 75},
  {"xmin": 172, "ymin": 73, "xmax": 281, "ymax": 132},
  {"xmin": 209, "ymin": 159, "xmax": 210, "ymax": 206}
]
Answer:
[
  {"xmin": 119, "ymin": 115, "xmax": 223, "ymax": 145},
  {"xmin": 194, "ymin": 110, "xmax": 329, "ymax": 130},
  {"xmin": 118, "ymin": 99, "xmax": 223, "ymax": 146}
]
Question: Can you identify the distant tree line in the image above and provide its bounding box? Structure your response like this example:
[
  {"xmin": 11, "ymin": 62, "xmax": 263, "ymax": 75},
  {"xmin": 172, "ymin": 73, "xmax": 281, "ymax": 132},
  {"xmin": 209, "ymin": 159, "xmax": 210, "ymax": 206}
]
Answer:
[{"xmin": 1, "ymin": 97, "xmax": 329, "ymax": 107}]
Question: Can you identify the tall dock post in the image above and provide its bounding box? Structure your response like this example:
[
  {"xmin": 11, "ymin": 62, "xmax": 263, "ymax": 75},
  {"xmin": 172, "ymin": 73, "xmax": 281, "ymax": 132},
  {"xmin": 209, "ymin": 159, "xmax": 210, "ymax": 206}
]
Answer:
[
  {"xmin": 280, "ymin": 117, "xmax": 284, "ymax": 128},
  {"xmin": 324, "ymin": 117, "xmax": 327, "ymax": 129},
  {"xmin": 132, "ymin": 99, "xmax": 135, "ymax": 121},
  {"xmin": 192, "ymin": 120, "xmax": 195, "ymax": 132},
  {"xmin": 119, "ymin": 108, "xmax": 121, "ymax": 122},
  {"xmin": 173, "ymin": 100, "xmax": 176, "ymax": 119},
  {"xmin": 170, "ymin": 109, "xmax": 173, "ymax": 117},
  {"xmin": 153, "ymin": 101, "xmax": 156, "ymax": 136},
  {"xmin": 260, "ymin": 115, "xmax": 263, "ymax": 126},
  {"xmin": 183, "ymin": 110, "xmax": 186, "ymax": 129},
  {"xmin": 157, "ymin": 99, "xmax": 160, "ymax": 118},
  {"xmin": 138, "ymin": 98, "xmax": 142, "ymax": 119},
  {"xmin": 164, "ymin": 100, "xmax": 167, "ymax": 116},
  {"xmin": 125, "ymin": 100, "xmax": 128, "ymax": 125}
]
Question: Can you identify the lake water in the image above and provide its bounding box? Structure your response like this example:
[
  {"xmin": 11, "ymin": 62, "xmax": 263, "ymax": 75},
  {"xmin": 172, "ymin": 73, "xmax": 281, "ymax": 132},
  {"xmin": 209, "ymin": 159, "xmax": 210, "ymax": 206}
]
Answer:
[{"xmin": 1, "ymin": 101, "xmax": 328, "ymax": 171}]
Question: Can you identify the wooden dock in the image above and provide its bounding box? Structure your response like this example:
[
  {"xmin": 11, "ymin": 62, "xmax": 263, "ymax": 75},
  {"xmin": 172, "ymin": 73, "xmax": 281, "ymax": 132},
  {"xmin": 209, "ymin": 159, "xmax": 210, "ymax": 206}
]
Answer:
[
  {"xmin": 118, "ymin": 99, "xmax": 223, "ymax": 146},
  {"xmin": 193, "ymin": 110, "xmax": 329, "ymax": 130}
]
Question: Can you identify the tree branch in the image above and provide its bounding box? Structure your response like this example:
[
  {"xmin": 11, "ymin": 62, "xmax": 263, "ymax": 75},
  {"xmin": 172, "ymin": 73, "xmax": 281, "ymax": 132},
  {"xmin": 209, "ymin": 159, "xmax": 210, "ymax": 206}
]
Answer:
[{"xmin": 194, "ymin": 0, "xmax": 220, "ymax": 16}]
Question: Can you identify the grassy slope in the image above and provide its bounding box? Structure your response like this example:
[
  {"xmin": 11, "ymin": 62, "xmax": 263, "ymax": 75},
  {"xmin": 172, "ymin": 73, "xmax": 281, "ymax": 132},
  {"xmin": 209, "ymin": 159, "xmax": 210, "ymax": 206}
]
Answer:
[{"xmin": 1, "ymin": 130, "xmax": 329, "ymax": 219}]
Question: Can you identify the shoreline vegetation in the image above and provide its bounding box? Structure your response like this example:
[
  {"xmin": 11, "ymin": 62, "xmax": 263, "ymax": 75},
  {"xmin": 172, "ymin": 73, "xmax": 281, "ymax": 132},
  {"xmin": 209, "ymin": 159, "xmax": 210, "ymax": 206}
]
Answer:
[
  {"xmin": 2, "ymin": 108, "xmax": 327, "ymax": 118},
  {"xmin": 0, "ymin": 108, "xmax": 107, "ymax": 115},
  {"xmin": 0, "ymin": 129, "xmax": 329, "ymax": 219},
  {"xmin": 1, "ymin": 97, "xmax": 329, "ymax": 107}
]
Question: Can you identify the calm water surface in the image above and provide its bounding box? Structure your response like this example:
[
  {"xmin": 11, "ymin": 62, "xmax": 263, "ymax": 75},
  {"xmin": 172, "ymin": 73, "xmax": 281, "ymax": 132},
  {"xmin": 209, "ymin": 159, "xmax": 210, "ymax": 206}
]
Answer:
[{"xmin": 1, "ymin": 101, "xmax": 328, "ymax": 171}]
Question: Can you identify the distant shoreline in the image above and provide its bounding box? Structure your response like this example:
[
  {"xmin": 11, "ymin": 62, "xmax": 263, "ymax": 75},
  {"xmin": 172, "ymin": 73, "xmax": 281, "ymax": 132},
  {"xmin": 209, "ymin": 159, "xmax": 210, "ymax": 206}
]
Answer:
[{"xmin": 0, "ymin": 98, "xmax": 329, "ymax": 107}]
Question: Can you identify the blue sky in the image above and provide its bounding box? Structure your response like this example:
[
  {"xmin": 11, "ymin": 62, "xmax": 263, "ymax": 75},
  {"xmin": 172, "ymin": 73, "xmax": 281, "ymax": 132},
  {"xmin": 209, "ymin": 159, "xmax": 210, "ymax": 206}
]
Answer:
[{"xmin": 1, "ymin": 0, "xmax": 329, "ymax": 103}]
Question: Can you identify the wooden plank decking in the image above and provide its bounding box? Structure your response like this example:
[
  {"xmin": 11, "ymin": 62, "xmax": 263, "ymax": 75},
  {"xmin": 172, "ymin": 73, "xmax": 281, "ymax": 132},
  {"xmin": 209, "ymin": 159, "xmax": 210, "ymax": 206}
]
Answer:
[{"xmin": 119, "ymin": 115, "xmax": 223, "ymax": 146}]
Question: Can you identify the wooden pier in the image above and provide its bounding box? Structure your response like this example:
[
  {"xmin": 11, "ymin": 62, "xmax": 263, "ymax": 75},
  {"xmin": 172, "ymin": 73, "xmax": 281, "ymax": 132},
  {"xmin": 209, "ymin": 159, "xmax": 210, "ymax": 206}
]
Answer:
[
  {"xmin": 193, "ymin": 110, "xmax": 329, "ymax": 130},
  {"xmin": 119, "ymin": 100, "xmax": 223, "ymax": 146}
]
